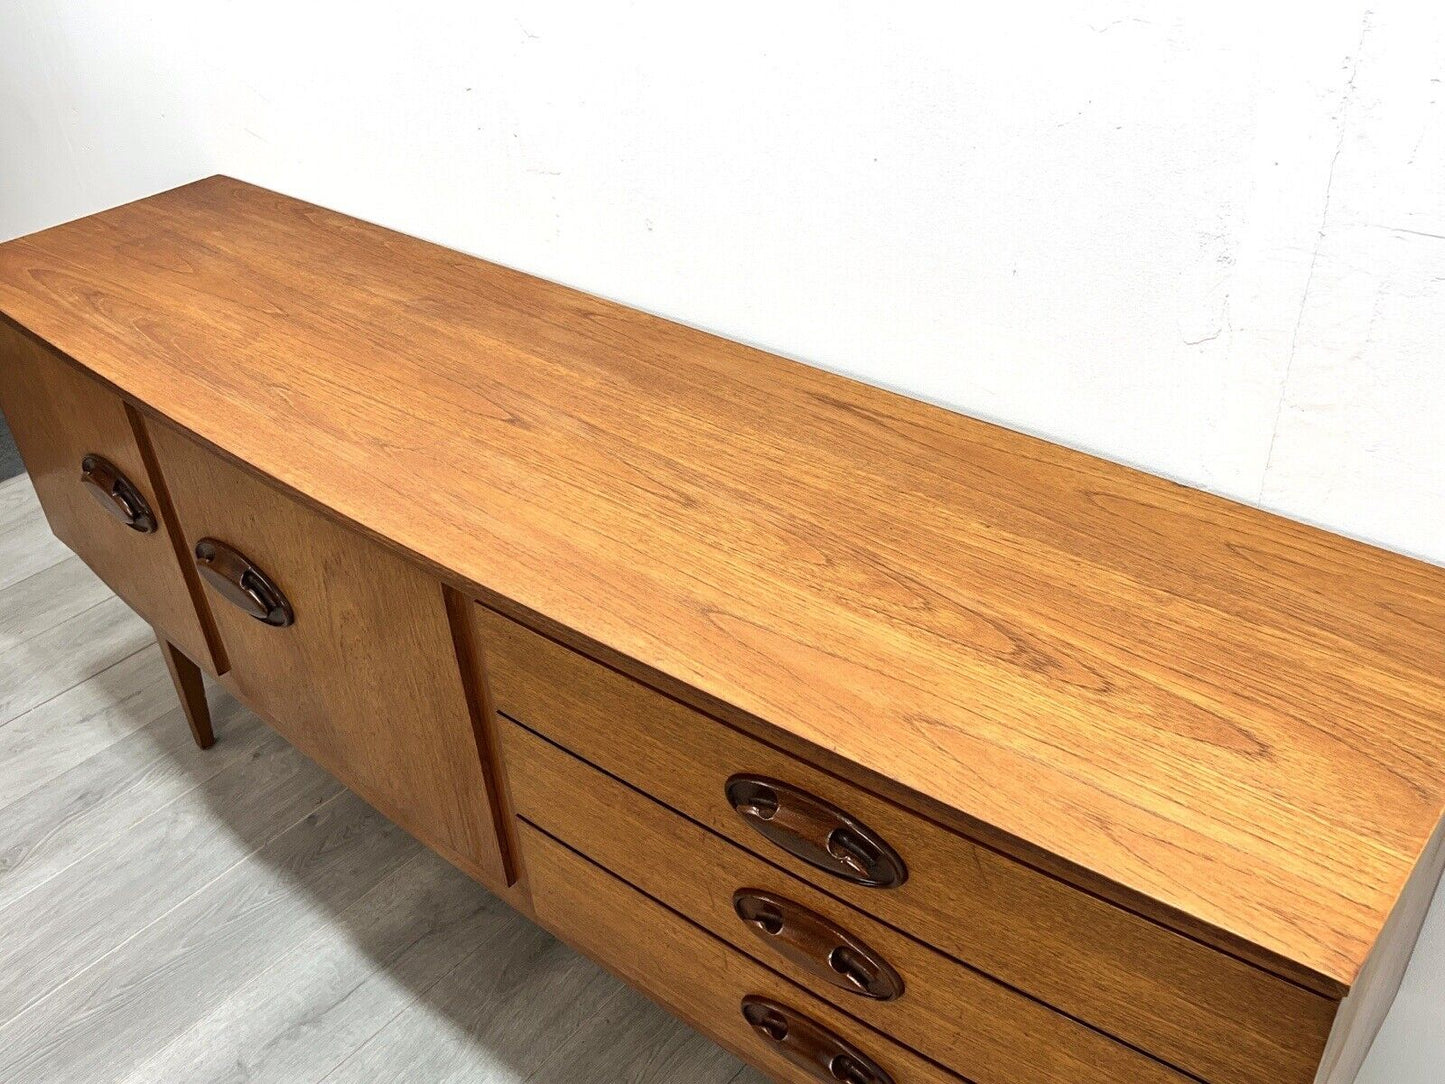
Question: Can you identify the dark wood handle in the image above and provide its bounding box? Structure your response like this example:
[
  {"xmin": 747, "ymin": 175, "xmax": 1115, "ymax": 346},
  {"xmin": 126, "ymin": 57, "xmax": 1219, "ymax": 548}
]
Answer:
[
  {"xmin": 741, "ymin": 996, "xmax": 894, "ymax": 1084},
  {"xmin": 194, "ymin": 538, "xmax": 294, "ymax": 627},
  {"xmin": 79, "ymin": 454, "xmax": 156, "ymax": 533},
  {"xmin": 733, "ymin": 890, "xmax": 903, "ymax": 1001},
  {"xmin": 725, "ymin": 776, "xmax": 907, "ymax": 888}
]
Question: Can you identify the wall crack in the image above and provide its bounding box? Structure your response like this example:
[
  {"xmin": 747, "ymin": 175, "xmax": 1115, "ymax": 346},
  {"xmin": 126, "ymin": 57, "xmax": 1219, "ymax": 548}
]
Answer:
[{"xmin": 1258, "ymin": 10, "xmax": 1374, "ymax": 501}]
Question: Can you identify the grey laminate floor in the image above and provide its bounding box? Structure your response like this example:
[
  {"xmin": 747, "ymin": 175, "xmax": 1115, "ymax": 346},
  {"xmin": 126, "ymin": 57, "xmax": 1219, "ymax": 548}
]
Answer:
[{"xmin": 0, "ymin": 473, "xmax": 770, "ymax": 1084}]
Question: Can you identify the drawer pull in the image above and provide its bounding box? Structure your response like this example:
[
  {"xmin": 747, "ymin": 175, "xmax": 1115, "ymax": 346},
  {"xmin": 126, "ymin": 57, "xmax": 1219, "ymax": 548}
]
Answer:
[
  {"xmin": 79, "ymin": 455, "xmax": 156, "ymax": 533},
  {"xmin": 726, "ymin": 776, "xmax": 907, "ymax": 888},
  {"xmin": 733, "ymin": 890, "xmax": 903, "ymax": 1001},
  {"xmin": 741, "ymin": 996, "xmax": 894, "ymax": 1084},
  {"xmin": 194, "ymin": 538, "xmax": 294, "ymax": 627}
]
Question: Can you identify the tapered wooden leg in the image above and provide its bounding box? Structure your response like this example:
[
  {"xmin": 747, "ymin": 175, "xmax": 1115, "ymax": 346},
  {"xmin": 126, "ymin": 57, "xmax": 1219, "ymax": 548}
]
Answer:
[{"xmin": 157, "ymin": 634, "xmax": 215, "ymax": 749}]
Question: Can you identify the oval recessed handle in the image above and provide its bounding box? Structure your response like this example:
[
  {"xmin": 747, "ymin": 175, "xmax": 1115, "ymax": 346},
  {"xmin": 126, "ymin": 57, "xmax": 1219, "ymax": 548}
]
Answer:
[
  {"xmin": 725, "ymin": 776, "xmax": 907, "ymax": 889},
  {"xmin": 741, "ymin": 996, "xmax": 894, "ymax": 1084},
  {"xmin": 79, "ymin": 454, "xmax": 156, "ymax": 533},
  {"xmin": 733, "ymin": 890, "xmax": 903, "ymax": 1001},
  {"xmin": 194, "ymin": 538, "xmax": 294, "ymax": 627}
]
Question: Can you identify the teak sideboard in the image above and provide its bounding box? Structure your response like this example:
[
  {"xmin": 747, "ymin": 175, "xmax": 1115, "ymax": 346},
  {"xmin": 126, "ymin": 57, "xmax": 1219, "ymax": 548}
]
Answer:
[{"xmin": 2, "ymin": 177, "xmax": 1443, "ymax": 1084}]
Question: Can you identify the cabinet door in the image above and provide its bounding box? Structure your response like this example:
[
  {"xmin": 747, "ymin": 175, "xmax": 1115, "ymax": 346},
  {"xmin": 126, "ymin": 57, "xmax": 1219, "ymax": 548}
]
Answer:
[
  {"xmin": 0, "ymin": 322, "xmax": 220, "ymax": 671},
  {"xmin": 146, "ymin": 419, "xmax": 508, "ymax": 886}
]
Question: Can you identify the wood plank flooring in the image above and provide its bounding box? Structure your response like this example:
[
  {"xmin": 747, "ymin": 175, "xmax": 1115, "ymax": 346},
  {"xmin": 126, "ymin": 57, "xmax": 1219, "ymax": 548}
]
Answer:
[{"xmin": 0, "ymin": 473, "xmax": 767, "ymax": 1084}]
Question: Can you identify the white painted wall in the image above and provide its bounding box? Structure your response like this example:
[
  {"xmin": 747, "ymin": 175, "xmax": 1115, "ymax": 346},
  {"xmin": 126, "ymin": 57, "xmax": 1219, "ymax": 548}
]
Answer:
[{"xmin": 2, "ymin": 2, "xmax": 1442, "ymax": 1077}]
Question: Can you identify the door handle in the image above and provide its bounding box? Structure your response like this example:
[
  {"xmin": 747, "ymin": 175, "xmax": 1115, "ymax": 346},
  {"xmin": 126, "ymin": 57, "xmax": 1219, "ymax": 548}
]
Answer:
[
  {"xmin": 79, "ymin": 454, "xmax": 156, "ymax": 533},
  {"xmin": 194, "ymin": 538, "xmax": 294, "ymax": 627},
  {"xmin": 741, "ymin": 996, "xmax": 894, "ymax": 1084},
  {"xmin": 733, "ymin": 890, "xmax": 903, "ymax": 1001},
  {"xmin": 726, "ymin": 776, "xmax": 907, "ymax": 888}
]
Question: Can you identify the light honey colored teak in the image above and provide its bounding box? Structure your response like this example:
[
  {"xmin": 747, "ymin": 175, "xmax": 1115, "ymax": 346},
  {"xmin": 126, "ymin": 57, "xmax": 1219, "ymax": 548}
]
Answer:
[{"xmin": 0, "ymin": 175, "xmax": 1441, "ymax": 1084}]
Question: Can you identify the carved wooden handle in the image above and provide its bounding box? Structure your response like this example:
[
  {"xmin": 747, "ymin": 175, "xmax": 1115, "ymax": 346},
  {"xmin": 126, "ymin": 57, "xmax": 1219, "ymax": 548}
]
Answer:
[
  {"xmin": 194, "ymin": 538, "xmax": 294, "ymax": 627},
  {"xmin": 733, "ymin": 890, "xmax": 903, "ymax": 1001},
  {"xmin": 725, "ymin": 776, "xmax": 907, "ymax": 888},
  {"xmin": 79, "ymin": 454, "xmax": 156, "ymax": 533},
  {"xmin": 741, "ymin": 996, "xmax": 894, "ymax": 1084}
]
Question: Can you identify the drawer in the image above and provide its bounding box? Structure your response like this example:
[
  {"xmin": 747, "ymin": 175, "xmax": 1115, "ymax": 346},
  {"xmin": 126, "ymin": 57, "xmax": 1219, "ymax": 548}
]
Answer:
[
  {"xmin": 520, "ymin": 818, "xmax": 964, "ymax": 1084},
  {"xmin": 148, "ymin": 420, "xmax": 509, "ymax": 887},
  {"xmin": 503, "ymin": 717, "xmax": 1191, "ymax": 1083},
  {"xmin": 478, "ymin": 604, "xmax": 1337, "ymax": 1084},
  {"xmin": 0, "ymin": 321, "xmax": 218, "ymax": 671}
]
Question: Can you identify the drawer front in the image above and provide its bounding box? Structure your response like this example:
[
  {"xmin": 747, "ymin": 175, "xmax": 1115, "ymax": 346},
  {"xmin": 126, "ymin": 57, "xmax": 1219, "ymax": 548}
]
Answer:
[
  {"xmin": 520, "ymin": 818, "xmax": 964, "ymax": 1084},
  {"xmin": 0, "ymin": 324, "xmax": 218, "ymax": 670},
  {"xmin": 503, "ymin": 717, "xmax": 1190, "ymax": 1084},
  {"xmin": 148, "ymin": 421, "xmax": 507, "ymax": 885},
  {"xmin": 479, "ymin": 605, "xmax": 1336, "ymax": 1084}
]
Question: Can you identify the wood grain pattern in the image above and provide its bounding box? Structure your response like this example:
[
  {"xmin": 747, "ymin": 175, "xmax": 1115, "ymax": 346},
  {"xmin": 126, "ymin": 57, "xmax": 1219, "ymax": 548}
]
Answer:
[
  {"xmin": 519, "ymin": 819, "xmax": 968, "ymax": 1084},
  {"xmin": 114, "ymin": 849, "xmax": 516, "ymax": 1084},
  {"xmin": 501, "ymin": 716, "xmax": 1193, "ymax": 1084},
  {"xmin": 0, "ymin": 644, "xmax": 175, "ymax": 815},
  {"xmin": 0, "ymin": 718, "xmax": 339, "ymax": 1025},
  {"xmin": 0, "ymin": 319, "xmax": 218, "ymax": 671},
  {"xmin": 1, "ymin": 178, "xmax": 1443, "ymax": 1000},
  {"xmin": 321, "ymin": 896, "xmax": 629, "ymax": 1084},
  {"xmin": 144, "ymin": 418, "xmax": 510, "ymax": 889},
  {"xmin": 0, "ymin": 788, "xmax": 415, "ymax": 1081},
  {"xmin": 522, "ymin": 981, "xmax": 764, "ymax": 1084},
  {"xmin": 0, "ymin": 592, "xmax": 153, "ymax": 724},
  {"xmin": 482, "ymin": 605, "xmax": 1334, "ymax": 1084},
  {"xmin": 0, "ymin": 678, "xmax": 252, "ymax": 914},
  {"xmin": 0, "ymin": 552, "xmax": 113, "ymax": 653}
]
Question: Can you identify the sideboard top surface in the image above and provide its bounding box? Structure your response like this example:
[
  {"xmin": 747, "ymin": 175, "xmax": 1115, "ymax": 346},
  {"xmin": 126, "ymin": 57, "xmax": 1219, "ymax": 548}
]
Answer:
[{"xmin": 2, "ymin": 176, "xmax": 1442, "ymax": 996}]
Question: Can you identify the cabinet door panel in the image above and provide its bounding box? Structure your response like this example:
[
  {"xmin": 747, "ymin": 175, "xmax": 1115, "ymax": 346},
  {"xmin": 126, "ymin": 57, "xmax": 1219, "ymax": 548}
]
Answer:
[
  {"xmin": 0, "ymin": 322, "xmax": 218, "ymax": 671},
  {"xmin": 147, "ymin": 419, "xmax": 506, "ymax": 886}
]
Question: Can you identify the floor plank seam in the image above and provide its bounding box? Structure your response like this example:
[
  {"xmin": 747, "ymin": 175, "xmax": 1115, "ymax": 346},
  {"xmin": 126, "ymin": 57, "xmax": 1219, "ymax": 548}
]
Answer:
[
  {"xmin": 0, "ymin": 706, "xmax": 241, "ymax": 910},
  {"xmin": 303, "ymin": 858, "xmax": 506, "ymax": 1084},
  {"xmin": 0, "ymin": 637, "xmax": 156, "ymax": 735},
  {"xmin": 0, "ymin": 645, "xmax": 168, "ymax": 817},
  {"xmin": 515, "ymin": 983, "xmax": 639, "ymax": 1084},
  {"xmin": 0, "ymin": 597, "xmax": 149, "ymax": 730},
  {"xmin": 312, "ymin": 903, "xmax": 529, "ymax": 1084},
  {"xmin": 0, "ymin": 786, "xmax": 351, "ymax": 1034},
  {"xmin": 0, "ymin": 550, "xmax": 79, "ymax": 605},
  {"xmin": 138, "ymin": 848, "xmax": 441, "ymax": 1084}
]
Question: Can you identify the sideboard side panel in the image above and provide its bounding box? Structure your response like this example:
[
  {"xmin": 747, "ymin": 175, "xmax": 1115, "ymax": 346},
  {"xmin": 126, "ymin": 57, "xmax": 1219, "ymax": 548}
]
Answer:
[{"xmin": 1317, "ymin": 813, "xmax": 1445, "ymax": 1083}]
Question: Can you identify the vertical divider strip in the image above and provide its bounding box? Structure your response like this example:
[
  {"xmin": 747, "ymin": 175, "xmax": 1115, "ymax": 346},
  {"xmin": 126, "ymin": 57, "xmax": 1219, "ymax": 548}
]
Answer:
[
  {"xmin": 444, "ymin": 583, "xmax": 524, "ymax": 889},
  {"xmin": 125, "ymin": 404, "xmax": 230, "ymax": 676}
]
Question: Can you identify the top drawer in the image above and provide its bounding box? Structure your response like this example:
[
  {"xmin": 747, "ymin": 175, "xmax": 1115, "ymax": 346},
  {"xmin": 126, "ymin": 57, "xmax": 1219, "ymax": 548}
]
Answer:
[
  {"xmin": 0, "ymin": 323, "xmax": 218, "ymax": 671},
  {"xmin": 476, "ymin": 604, "xmax": 1338, "ymax": 1084}
]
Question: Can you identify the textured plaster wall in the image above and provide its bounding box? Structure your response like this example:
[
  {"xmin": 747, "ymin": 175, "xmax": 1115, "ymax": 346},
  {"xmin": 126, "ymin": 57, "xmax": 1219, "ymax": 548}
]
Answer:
[{"xmin": 0, "ymin": 3, "xmax": 1441, "ymax": 1078}]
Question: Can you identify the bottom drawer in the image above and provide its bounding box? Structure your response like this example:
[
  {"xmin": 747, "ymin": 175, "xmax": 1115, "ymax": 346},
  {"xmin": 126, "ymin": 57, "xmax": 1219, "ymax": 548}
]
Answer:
[{"xmin": 519, "ymin": 820, "xmax": 963, "ymax": 1084}]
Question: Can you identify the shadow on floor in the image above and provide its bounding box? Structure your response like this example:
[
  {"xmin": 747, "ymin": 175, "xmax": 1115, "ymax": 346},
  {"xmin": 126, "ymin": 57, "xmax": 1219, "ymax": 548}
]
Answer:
[
  {"xmin": 0, "ymin": 412, "xmax": 22, "ymax": 481},
  {"xmin": 0, "ymin": 661, "xmax": 752, "ymax": 1082}
]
